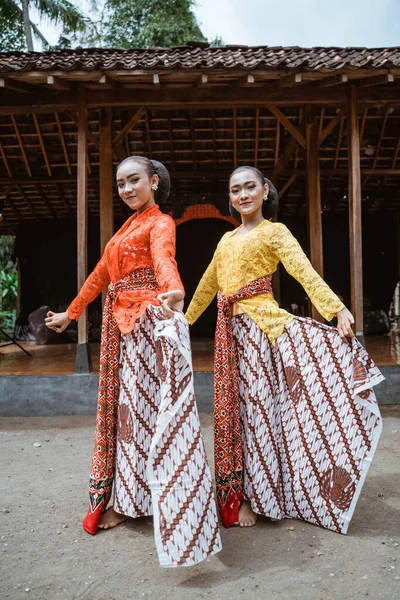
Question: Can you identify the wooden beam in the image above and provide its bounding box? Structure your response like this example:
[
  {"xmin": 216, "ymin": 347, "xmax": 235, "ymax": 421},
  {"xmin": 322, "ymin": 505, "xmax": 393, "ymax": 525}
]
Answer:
[
  {"xmin": 267, "ymin": 105, "xmax": 306, "ymax": 148},
  {"xmin": 11, "ymin": 115, "xmax": 32, "ymax": 177},
  {"xmin": 145, "ymin": 110, "xmax": 153, "ymax": 159},
  {"xmin": 196, "ymin": 74, "xmax": 209, "ymax": 88},
  {"xmin": 372, "ymin": 106, "xmax": 390, "ymax": 170},
  {"xmin": 271, "ymin": 109, "xmax": 304, "ymax": 183},
  {"xmin": 347, "ymin": 85, "xmax": 364, "ymax": 338},
  {"xmin": 32, "ymin": 114, "xmax": 52, "ymax": 176},
  {"xmin": 319, "ymin": 74, "xmax": 348, "ymax": 88},
  {"xmin": 37, "ymin": 184, "xmax": 56, "ymax": 218},
  {"xmin": 47, "ymin": 75, "xmax": 74, "ymax": 91},
  {"xmin": 153, "ymin": 73, "xmax": 160, "ymax": 87},
  {"xmin": 99, "ymin": 74, "xmax": 117, "ymax": 88},
  {"xmin": 274, "ymin": 121, "xmax": 280, "ymax": 166},
  {"xmin": 279, "ymin": 73, "xmax": 303, "ymax": 87},
  {"xmin": 55, "ymin": 113, "xmax": 72, "ymax": 175},
  {"xmin": 16, "ymin": 184, "xmax": 39, "ymax": 219},
  {"xmin": 65, "ymin": 109, "xmax": 100, "ymax": 150},
  {"xmin": 254, "ymin": 108, "xmax": 260, "ymax": 167},
  {"xmin": 305, "ymin": 106, "xmax": 323, "ymax": 321},
  {"xmin": 76, "ymin": 89, "xmax": 90, "ymax": 364},
  {"xmin": 212, "ymin": 109, "xmax": 217, "ymax": 168},
  {"xmin": 168, "ymin": 111, "xmax": 176, "ymax": 171},
  {"xmin": 319, "ymin": 107, "xmax": 346, "ymax": 145},
  {"xmin": 233, "ymin": 108, "xmax": 237, "ymax": 168},
  {"xmin": 0, "ymin": 78, "xmax": 33, "ymax": 93},
  {"xmin": 54, "ymin": 182, "xmax": 72, "ymax": 215},
  {"xmin": 358, "ymin": 73, "xmax": 395, "ymax": 87},
  {"xmin": 333, "ymin": 113, "xmax": 345, "ymax": 169},
  {"xmin": 278, "ymin": 173, "xmax": 297, "ymax": 199},
  {"xmin": 236, "ymin": 74, "xmax": 255, "ymax": 88},
  {"xmin": 0, "ymin": 142, "xmax": 12, "ymax": 177},
  {"xmin": 99, "ymin": 107, "xmax": 114, "ymax": 254},
  {"xmin": 112, "ymin": 106, "xmax": 147, "ymax": 150}
]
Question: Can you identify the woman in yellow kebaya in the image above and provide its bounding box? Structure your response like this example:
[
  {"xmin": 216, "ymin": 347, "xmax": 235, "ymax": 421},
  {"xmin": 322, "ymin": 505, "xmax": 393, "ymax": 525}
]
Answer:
[{"xmin": 186, "ymin": 166, "xmax": 383, "ymax": 533}]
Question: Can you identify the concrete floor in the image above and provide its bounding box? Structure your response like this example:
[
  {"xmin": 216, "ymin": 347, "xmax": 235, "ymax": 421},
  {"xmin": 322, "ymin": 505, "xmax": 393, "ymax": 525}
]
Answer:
[{"xmin": 1, "ymin": 407, "xmax": 399, "ymax": 600}]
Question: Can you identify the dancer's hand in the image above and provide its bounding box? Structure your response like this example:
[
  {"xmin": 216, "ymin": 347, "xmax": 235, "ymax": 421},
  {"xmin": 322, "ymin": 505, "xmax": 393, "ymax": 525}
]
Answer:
[
  {"xmin": 45, "ymin": 310, "xmax": 71, "ymax": 333},
  {"xmin": 157, "ymin": 290, "xmax": 185, "ymax": 318},
  {"xmin": 337, "ymin": 307, "xmax": 355, "ymax": 341}
]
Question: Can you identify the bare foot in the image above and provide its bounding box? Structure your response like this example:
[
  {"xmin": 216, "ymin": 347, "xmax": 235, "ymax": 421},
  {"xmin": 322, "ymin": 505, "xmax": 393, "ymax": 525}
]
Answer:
[
  {"xmin": 98, "ymin": 507, "xmax": 129, "ymax": 530},
  {"xmin": 238, "ymin": 500, "xmax": 258, "ymax": 527}
]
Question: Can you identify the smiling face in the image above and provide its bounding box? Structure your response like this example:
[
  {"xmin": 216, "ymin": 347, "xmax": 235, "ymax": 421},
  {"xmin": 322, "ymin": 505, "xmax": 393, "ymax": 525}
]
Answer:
[
  {"xmin": 229, "ymin": 168, "xmax": 269, "ymax": 219},
  {"xmin": 116, "ymin": 159, "xmax": 159, "ymax": 214}
]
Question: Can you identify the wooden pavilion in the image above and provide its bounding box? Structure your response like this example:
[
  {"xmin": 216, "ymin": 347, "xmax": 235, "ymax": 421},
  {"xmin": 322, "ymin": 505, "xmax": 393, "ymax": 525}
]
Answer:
[{"xmin": 0, "ymin": 44, "xmax": 399, "ymax": 376}]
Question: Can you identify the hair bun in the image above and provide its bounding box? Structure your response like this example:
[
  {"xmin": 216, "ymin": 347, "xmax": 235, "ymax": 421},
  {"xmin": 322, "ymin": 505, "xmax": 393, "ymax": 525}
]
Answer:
[
  {"xmin": 150, "ymin": 159, "xmax": 171, "ymax": 204},
  {"xmin": 264, "ymin": 177, "xmax": 279, "ymax": 219}
]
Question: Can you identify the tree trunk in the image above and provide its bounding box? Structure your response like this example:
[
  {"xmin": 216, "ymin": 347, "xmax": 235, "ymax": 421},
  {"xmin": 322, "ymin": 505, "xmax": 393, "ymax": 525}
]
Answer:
[{"xmin": 21, "ymin": 0, "xmax": 34, "ymax": 51}]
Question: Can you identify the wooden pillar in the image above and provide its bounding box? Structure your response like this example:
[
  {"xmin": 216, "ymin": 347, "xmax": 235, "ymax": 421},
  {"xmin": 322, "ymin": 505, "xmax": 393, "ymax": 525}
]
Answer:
[
  {"xmin": 305, "ymin": 105, "xmax": 323, "ymax": 321},
  {"xmin": 348, "ymin": 85, "xmax": 364, "ymax": 343},
  {"xmin": 100, "ymin": 107, "xmax": 114, "ymax": 306},
  {"xmin": 75, "ymin": 88, "xmax": 92, "ymax": 374}
]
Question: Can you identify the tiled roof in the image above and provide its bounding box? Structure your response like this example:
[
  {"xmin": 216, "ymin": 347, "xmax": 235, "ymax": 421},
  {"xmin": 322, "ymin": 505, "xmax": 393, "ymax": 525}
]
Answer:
[{"xmin": 0, "ymin": 44, "xmax": 399, "ymax": 73}]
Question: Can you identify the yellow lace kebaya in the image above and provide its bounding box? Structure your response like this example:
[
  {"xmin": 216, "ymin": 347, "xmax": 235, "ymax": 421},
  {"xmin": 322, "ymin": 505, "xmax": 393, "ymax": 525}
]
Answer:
[{"xmin": 185, "ymin": 220, "xmax": 345, "ymax": 345}]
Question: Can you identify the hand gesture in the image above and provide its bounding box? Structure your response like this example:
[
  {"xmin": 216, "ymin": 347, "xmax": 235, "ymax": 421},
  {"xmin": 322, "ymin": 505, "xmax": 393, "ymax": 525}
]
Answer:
[
  {"xmin": 156, "ymin": 290, "xmax": 185, "ymax": 318},
  {"xmin": 337, "ymin": 307, "xmax": 355, "ymax": 342},
  {"xmin": 45, "ymin": 311, "xmax": 71, "ymax": 334}
]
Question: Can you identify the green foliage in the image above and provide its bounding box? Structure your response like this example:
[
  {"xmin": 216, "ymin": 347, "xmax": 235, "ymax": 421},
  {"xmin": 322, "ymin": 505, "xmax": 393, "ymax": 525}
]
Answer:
[
  {"xmin": 0, "ymin": 236, "xmax": 18, "ymax": 337},
  {"xmin": 86, "ymin": 0, "xmax": 207, "ymax": 49},
  {"xmin": 0, "ymin": 0, "xmax": 90, "ymax": 51}
]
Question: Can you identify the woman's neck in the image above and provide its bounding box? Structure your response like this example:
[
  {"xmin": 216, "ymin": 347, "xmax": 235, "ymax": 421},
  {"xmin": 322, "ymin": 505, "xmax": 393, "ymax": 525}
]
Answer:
[
  {"xmin": 136, "ymin": 198, "xmax": 155, "ymax": 216},
  {"xmin": 240, "ymin": 210, "xmax": 265, "ymax": 231}
]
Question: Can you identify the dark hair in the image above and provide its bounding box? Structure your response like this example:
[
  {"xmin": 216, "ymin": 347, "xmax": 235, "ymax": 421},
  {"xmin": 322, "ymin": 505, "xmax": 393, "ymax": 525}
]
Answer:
[
  {"xmin": 228, "ymin": 165, "xmax": 279, "ymax": 221},
  {"xmin": 116, "ymin": 155, "xmax": 171, "ymax": 204}
]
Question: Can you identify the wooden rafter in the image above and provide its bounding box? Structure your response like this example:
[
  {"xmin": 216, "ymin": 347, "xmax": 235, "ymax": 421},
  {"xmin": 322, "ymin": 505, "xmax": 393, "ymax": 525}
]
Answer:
[
  {"xmin": 279, "ymin": 73, "xmax": 303, "ymax": 87},
  {"xmin": 254, "ymin": 108, "xmax": 259, "ymax": 167},
  {"xmin": 233, "ymin": 108, "xmax": 237, "ymax": 168},
  {"xmin": 319, "ymin": 74, "xmax": 348, "ymax": 88},
  {"xmin": 65, "ymin": 109, "xmax": 100, "ymax": 150},
  {"xmin": 274, "ymin": 121, "xmax": 280, "ymax": 166},
  {"xmin": 278, "ymin": 173, "xmax": 296, "ymax": 199},
  {"xmin": 190, "ymin": 111, "xmax": 196, "ymax": 170},
  {"xmin": 319, "ymin": 107, "xmax": 346, "ymax": 145},
  {"xmin": 266, "ymin": 105, "xmax": 306, "ymax": 148},
  {"xmin": 55, "ymin": 113, "xmax": 72, "ymax": 175},
  {"xmin": 145, "ymin": 111, "xmax": 153, "ymax": 159},
  {"xmin": 271, "ymin": 109, "xmax": 304, "ymax": 182},
  {"xmin": 11, "ymin": 115, "xmax": 32, "ymax": 177},
  {"xmin": 47, "ymin": 75, "xmax": 74, "ymax": 91},
  {"xmin": 212, "ymin": 109, "xmax": 217, "ymax": 168},
  {"xmin": 333, "ymin": 113, "xmax": 345, "ymax": 169},
  {"xmin": 359, "ymin": 107, "xmax": 368, "ymax": 143},
  {"xmin": 318, "ymin": 108, "xmax": 325, "ymax": 137},
  {"xmin": 16, "ymin": 184, "xmax": 38, "ymax": 219},
  {"xmin": 37, "ymin": 184, "xmax": 56, "ymax": 218},
  {"xmin": 236, "ymin": 74, "xmax": 255, "ymax": 88},
  {"xmin": 372, "ymin": 106, "xmax": 390, "ymax": 169},
  {"xmin": 32, "ymin": 114, "xmax": 52, "ymax": 176},
  {"xmin": 99, "ymin": 74, "xmax": 117, "ymax": 88},
  {"xmin": 54, "ymin": 182, "xmax": 72, "ymax": 215},
  {"xmin": 196, "ymin": 74, "xmax": 208, "ymax": 88},
  {"xmin": 0, "ymin": 78, "xmax": 33, "ymax": 93},
  {"xmin": 0, "ymin": 142, "xmax": 12, "ymax": 177},
  {"xmin": 168, "ymin": 111, "xmax": 176, "ymax": 171},
  {"xmin": 112, "ymin": 106, "xmax": 147, "ymax": 150},
  {"xmin": 358, "ymin": 73, "xmax": 394, "ymax": 87}
]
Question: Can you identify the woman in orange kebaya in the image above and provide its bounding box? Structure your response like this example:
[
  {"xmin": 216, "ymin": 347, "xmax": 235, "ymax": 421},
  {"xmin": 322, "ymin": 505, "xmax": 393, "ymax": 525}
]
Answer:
[
  {"xmin": 46, "ymin": 157, "xmax": 221, "ymax": 567},
  {"xmin": 186, "ymin": 165, "xmax": 383, "ymax": 534}
]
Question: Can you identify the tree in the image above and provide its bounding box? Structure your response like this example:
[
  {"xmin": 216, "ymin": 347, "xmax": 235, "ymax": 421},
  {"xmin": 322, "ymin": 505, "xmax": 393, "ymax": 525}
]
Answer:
[
  {"xmin": 86, "ymin": 0, "xmax": 207, "ymax": 49},
  {"xmin": 0, "ymin": 0, "xmax": 90, "ymax": 51}
]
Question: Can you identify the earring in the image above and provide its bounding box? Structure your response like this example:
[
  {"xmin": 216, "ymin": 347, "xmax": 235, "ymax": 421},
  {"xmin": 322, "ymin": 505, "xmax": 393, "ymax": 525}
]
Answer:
[
  {"xmin": 263, "ymin": 194, "xmax": 268, "ymax": 202},
  {"xmin": 152, "ymin": 185, "xmax": 158, "ymax": 191}
]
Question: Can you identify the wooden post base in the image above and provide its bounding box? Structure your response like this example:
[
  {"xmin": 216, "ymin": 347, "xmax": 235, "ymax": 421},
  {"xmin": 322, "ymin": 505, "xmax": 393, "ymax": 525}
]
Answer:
[{"xmin": 74, "ymin": 342, "xmax": 92, "ymax": 374}]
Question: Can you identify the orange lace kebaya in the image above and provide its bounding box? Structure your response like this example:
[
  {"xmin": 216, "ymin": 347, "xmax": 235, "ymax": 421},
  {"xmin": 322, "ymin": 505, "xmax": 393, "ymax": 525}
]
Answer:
[{"xmin": 68, "ymin": 204, "xmax": 184, "ymax": 333}]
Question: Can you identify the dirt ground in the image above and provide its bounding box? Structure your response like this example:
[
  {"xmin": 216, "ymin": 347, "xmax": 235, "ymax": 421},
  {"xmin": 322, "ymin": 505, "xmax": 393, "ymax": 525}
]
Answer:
[{"xmin": 1, "ymin": 407, "xmax": 399, "ymax": 600}]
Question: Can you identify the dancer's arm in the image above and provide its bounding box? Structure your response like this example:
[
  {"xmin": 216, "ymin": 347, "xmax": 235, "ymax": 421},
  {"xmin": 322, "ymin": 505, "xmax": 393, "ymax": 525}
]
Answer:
[
  {"xmin": 269, "ymin": 224, "xmax": 354, "ymax": 338},
  {"xmin": 185, "ymin": 254, "xmax": 219, "ymax": 325},
  {"xmin": 45, "ymin": 255, "xmax": 110, "ymax": 332},
  {"xmin": 150, "ymin": 215, "xmax": 185, "ymax": 313}
]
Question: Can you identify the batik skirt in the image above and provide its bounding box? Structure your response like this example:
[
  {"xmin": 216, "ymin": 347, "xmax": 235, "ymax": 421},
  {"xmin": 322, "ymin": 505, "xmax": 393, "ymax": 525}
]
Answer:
[{"xmin": 231, "ymin": 314, "xmax": 383, "ymax": 534}]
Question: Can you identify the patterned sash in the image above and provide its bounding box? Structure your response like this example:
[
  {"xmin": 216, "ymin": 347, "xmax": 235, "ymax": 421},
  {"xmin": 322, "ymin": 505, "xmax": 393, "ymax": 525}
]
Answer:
[
  {"xmin": 82, "ymin": 268, "xmax": 159, "ymax": 535},
  {"xmin": 214, "ymin": 275, "xmax": 273, "ymax": 527}
]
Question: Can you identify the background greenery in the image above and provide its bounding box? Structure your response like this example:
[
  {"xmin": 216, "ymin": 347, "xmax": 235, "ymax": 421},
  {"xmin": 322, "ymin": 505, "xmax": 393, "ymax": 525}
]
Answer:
[{"xmin": 0, "ymin": 236, "xmax": 18, "ymax": 341}]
